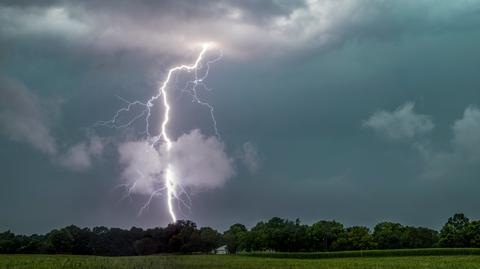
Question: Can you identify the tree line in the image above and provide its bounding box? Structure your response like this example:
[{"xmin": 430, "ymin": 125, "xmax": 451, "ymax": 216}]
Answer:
[{"xmin": 1, "ymin": 213, "xmax": 479, "ymax": 255}]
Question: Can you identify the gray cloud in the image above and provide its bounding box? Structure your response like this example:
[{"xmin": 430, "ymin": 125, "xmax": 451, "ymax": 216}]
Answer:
[
  {"xmin": 0, "ymin": 75, "xmax": 105, "ymax": 172},
  {"xmin": 2, "ymin": 0, "xmax": 480, "ymax": 234},
  {"xmin": 364, "ymin": 102, "xmax": 434, "ymax": 141},
  {"xmin": 0, "ymin": 76, "xmax": 58, "ymax": 155},
  {"xmin": 452, "ymin": 106, "xmax": 480, "ymax": 161},
  {"xmin": 237, "ymin": 142, "xmax": 260, "ymax": 173},
  {"xmin": 59, "ymin": 135, "xmax": 104, "ymax": 171},
  {"xmin": 2, "ymin": 1, "xmax": 478, "ymax": 59},
  {"xmin": 423, "ymin": 106, "xmax": 480, "ymax": 180}
]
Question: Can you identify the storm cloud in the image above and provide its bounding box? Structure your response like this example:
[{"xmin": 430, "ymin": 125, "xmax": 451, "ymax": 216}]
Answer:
[
  {"xmin": 2, "ymin": 0, "xmax": 480, "ymax": 233},
  {"xmin": 0, "ymin": 76, "xmax": 58, "ymax": 155},
  {"xmin": 423, "ymin": 106, "xmax": 480, "ymax": 180},
  {"xmin": 2, "ymin": 1, "xmax": 479, "ymax": 58}
]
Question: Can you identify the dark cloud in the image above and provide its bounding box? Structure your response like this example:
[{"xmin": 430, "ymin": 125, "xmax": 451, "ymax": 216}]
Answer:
[
  {"xmin": 0, "ymin": 0, "xmax": 306, "ymax": 20},
  {"xmin": 422, "ymin": 107, "xmax": 480, "ymax": 180},
  {"xmin": 0, "ymin": 76, "xmax": 58, "ymax": 155},
  {"xmin": 2, "ymin": 0, "xmax": 480, "ymax": 234},
  {"xmin": 3, "ymin": 0, "xmax": 479, "ymax": 59}
]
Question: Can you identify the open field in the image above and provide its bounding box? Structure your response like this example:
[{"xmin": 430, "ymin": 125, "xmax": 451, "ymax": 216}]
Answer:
[
  {"xmin": 2, "ymin": 254, "xmax": 480, "ymax": 269},
  {"xmin": 243, "ymin": 248, "xmax": 480, "ymax": 259}
]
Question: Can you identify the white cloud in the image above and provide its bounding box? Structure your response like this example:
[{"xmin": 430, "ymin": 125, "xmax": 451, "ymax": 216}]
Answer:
[
  {"xmin": 364, "ymin": 102, "xmax": 434, "ymax": 140},
  {"xmin": 118, "ymin": 139, "xmax": 165, "ymax": 195},
  {"xmin": 59, "ymin": 136, "xmax": 104, "ymax": 171},
  {"xmin": 0, "ymin": 76, "xmax": 57, "ymax": 155},
  {"xmin": 170, "ymin": 129, "xmax": 234, "ymax": 189},
  {"xmin": 59, "ymin": 143, "xmax": 91, "ymax": 171},
  {"xmin": 422, "ymin": 106, "xmax": 480, "ymax": 179},
  {"xmin": 117, "ymin": 129, "xmax": 234, "ymax": 195},
  {"xmin": 364, "ymin": 104, "xmax": 480, "ymax": 180},
  {"xmin": 452, "ymin": 106, "xmax": 480, "ymax": 161},
  {"xmin": 237, "ymin": 142, "xmax": 260, "ymax": 173}
]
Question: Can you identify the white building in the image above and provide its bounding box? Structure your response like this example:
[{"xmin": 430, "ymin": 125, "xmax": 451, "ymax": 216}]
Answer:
[{"xmin": 214, "ymin": 245, "xmax": 227, "ymax": 254}]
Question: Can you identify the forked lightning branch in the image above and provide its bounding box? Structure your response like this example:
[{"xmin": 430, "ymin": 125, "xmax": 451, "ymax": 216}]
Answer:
[{"xmin": 97, "ymin": 43, "xmax": 221, "ymax": 222}]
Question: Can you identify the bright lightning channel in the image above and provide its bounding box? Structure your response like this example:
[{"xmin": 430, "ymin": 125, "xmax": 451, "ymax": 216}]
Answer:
[
  {"xmin": 97, "ymin": 42, "xmax": 220, "ymax": 223},
  {"xmin": 153, "ymin": 43, "xmax": 210, "ymax": 222}
]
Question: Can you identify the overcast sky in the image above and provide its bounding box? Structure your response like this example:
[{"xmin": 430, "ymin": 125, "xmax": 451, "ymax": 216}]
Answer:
[{"xmin": 1, "ymin": 0, "xmax": 480, "ymax": 234}]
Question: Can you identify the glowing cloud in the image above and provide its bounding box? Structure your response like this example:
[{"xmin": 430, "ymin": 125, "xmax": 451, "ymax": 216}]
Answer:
[{"xmin": 101, "ymin": 43, "xmax": 231, "ymax": 223}]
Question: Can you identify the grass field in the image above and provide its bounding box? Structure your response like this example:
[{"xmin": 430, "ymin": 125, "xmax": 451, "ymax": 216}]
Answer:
[
  {"xmin": 243, "ymin": 248, "xmax": 480, "ymax": 259},
  {"xmin": 2, "ymin": 254, "xmax": 480, "ymax": 269}
]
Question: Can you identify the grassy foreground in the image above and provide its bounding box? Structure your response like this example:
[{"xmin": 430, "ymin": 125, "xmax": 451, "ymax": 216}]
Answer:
[
  {"xmin": 2, "ymin": 254, "xmax": 480, "ymax": 269},
  {"xmin": 243, "ymin": 248, "xmax": 480, "ymax": 259}
]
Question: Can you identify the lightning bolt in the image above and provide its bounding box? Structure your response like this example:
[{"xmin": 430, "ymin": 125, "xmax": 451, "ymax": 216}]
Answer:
[{"xmin": 97, "ymin": 42, "xmax": 221, "ymax": 223}]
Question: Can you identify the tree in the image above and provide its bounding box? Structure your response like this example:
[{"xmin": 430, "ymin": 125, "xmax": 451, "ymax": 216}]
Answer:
[
  {"xmin": 262, "ymin": 217, "xmax": 294, "ymax": 252},
  {"xmin": 245, "ymin": 221, "xmax": 270, "ymax": 251},
  {"xmin": 199, "ymin": 227, "xmax": 222, "ymax": 253},
  {"xmin": 466, "ymin": 220, "xmax": 480, "ymax": 247},
  {"xmin": 90, "ymin": 226, "xmax": 110, "ymax": 255},
  {"xmin": 402, "ymin": 226, "xmax": 438, "ymax": 248},
  {"xmin": 63, "ymin": 225, "xmax": 93, "ymax": 254},
  {"xmin": 338, "ymin": 226, "xmax": 376, "ymax": 250},
  {"xmin": 46, "ymin": 229, "xmax": 74, "ymax": 253},
  {"xmin": 134, "ymin": 237, "xmax": 158, "ymax": 255},
  {"xmin": 289, "ymin": 219, "xmax": 310, "ymax": 252},
  {"xmin": 90, "ymin": 227, "xmax": 137, "ymax": 256},
  {"xmin": 145, "ymin": 227, "xmax": 168, "ymax": 253},
  {"xmin": 18, "ymin": 234, "xmax": 47, "ymax": 253},
  {"xmin": 224, "ymin": 224, "xmax": 247, "ymax": 253},
  {"xmin": 0, "ymin": 231, "xmax": 20, "ymax": 253},
  {"xmin": 5, "ymin": 214, "xmax": 480, "ymax": 256},
  {"xmin": 167, "ymin": 220, "xmax": 200, "ymax": 253},
  {"xmin": 307, "ymin": 220, "xmax": 344, "ymax": 251},
  {"xmin": 373, "ymin": 222, "xmax": 404, "ymax": 249},
  {"xmin": 439, "ymin": 213, "xmax": 470, "ymax": 247}
]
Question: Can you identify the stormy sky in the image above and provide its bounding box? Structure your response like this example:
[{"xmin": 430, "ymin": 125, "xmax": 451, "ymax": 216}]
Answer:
[{"xmin": 1, "ymin": 0, "xmax": 480, "ymax": 234}]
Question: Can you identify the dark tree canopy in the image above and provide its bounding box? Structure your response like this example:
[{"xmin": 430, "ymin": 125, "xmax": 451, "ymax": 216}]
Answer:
[
  {"xmin": 224, "ymin": 224, "xmax": 247, "ymax": 253},
  {"xmin": 336, "ymin": 226, "xmax": 376, "ymax": 250},
  {"xmin": 1, "ymin": 213, "xmax": 478, "ymax": 255}
]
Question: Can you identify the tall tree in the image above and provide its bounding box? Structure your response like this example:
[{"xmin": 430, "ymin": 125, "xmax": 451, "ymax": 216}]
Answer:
[
  {"xmin": 337, "ymin": 226, "xmax": 376, "ymax": 250},
  {"xmin": 0, "ymin": 231, "xmax": 20, "ymax": 253},
  {"xmin": 373, "ymin": 222, "xmax": 404, "ymax": 249},
  {"xmin": 307, "ymin": 220, "xmax": 344, "ymax": 251},
  {"xmin": 46, "ymin": 228, "xmax": 74, "ymax": 254},
  {"xmin": 224, "ymin": 223, "xmax": 247, "ymax": 253},
  {"xmin": 439, "ymin": 213, "xmax": 470, "ymax": 247},
  {"xmin": 199, "ymin": 227, "xmax": 222, "ymax": 253},
  {"xmin": 465, "ymin": 220, "xmax": 480, "ymax": 247},
  {"xmin": 402, "ymin": 226, "xmax": 438, "ymax": 248}
]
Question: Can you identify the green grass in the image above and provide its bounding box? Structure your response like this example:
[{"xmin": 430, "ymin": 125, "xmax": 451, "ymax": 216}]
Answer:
[
  {"xmin": 2, "ymin": 254, "xmax": 480, "ymax": 269},
  {"xmin": 242, "ymin": 248, "xmax": 480, "ymax": 259}
]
